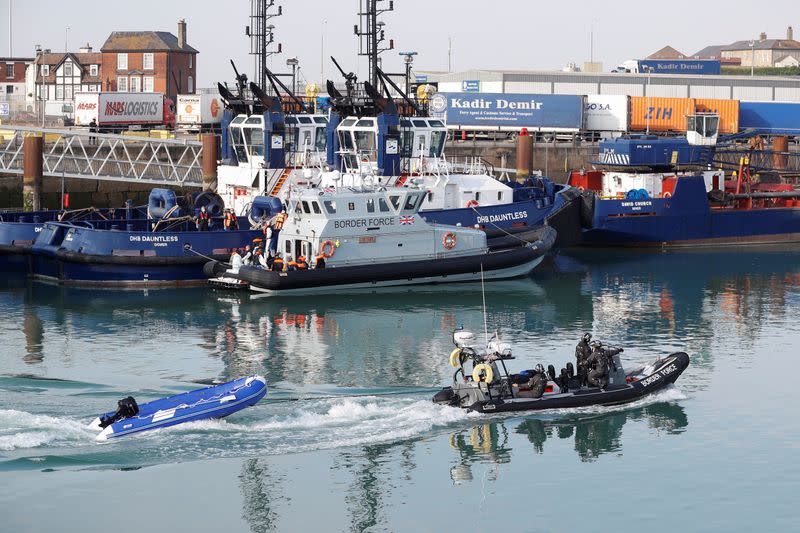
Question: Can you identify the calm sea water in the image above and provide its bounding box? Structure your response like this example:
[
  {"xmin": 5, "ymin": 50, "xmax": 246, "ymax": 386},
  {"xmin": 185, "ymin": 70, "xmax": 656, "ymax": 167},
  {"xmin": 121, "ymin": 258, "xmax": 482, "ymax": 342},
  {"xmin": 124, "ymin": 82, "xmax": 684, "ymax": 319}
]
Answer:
[{"xmin": 1, "ymin": 249, "xmax": 799, "ymax": 532}]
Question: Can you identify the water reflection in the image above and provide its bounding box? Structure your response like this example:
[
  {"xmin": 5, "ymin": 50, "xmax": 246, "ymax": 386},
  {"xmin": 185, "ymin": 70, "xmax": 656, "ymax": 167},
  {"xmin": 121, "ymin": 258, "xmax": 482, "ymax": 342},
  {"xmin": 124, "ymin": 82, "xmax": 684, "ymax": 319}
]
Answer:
[
  {"xmin": 239, "ymin": 458, "xmax": 281, "ymax": 533},
  {"xmin": 449, "ymin": 401, "xmax": 688, "ymax": 482}
]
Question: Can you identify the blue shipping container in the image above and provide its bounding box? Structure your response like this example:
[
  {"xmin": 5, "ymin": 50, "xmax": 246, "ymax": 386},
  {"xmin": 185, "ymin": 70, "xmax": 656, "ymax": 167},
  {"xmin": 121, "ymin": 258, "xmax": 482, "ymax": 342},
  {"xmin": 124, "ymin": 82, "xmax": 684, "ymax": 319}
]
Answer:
[
  {"xmin": 739, "ymin": 101, "xmax": 800, "ymax": 134},
  {"xmin": 638, "ymin": 60, "xmax": 721, "ymax": 75},
  {"xmin": 436, "ymin": 93, "xmax": 583, "ymax": 130}
]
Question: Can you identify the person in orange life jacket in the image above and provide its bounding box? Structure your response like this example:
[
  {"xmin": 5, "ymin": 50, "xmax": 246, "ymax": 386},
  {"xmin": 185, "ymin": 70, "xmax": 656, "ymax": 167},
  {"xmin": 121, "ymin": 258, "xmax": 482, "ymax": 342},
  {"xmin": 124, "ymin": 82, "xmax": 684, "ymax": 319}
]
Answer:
[
  {"xmin": 268, "ymin": 209, "xmax": 288, "ymax": 253},
  {"xmin": 270, "ymin": 255, "xmax": 285, "ymax": 272},
  {"xmin": 286, "ymin": 257, "xmax": 298, "ymax": 271},
  {"xmin": 196, "ymin": 205, "xmax": 210, "ymax": 231},
  {"xmin": 223, "ymin": 209, "xmax": 239, "ymax": 231},
  {"xmin": 295, "ymin": 255, "xmax": 309, "ymax": 270},
  {"xmin": 255, "ymin": 249, "xmax": 269, "ymax": 268}
]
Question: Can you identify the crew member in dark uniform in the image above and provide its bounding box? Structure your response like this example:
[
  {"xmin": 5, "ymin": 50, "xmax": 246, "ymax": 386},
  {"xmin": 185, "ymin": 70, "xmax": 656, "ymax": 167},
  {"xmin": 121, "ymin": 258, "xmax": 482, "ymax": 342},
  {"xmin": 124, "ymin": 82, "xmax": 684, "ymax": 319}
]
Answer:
[
  {"xmin": 575, "ymin": 333, "xmax": 593, "ymax": 386},
  {"xmin": 586, "ymin": 342, "xmax": 623, "ymax": 389}
]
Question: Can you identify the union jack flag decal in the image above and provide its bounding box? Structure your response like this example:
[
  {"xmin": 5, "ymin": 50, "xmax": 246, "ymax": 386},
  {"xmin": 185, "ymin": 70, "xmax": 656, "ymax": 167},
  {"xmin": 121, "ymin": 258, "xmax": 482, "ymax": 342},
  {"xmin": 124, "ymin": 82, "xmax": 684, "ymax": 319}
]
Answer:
[{"xmin": 400, "ymin": 215, "xmax": 415, "ymax": 225}]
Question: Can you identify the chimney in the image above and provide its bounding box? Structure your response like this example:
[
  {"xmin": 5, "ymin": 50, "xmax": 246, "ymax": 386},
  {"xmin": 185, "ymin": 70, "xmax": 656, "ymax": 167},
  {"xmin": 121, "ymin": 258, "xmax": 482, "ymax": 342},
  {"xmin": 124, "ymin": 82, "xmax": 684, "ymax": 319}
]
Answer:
[
  {"xmin": 78, "ymin": 43, "xmax": 92, "ymax": 54},
  {"xmin": 178, "ymin": 19, "xmax": 187, "ymax": 49},
  {"xmin": 760, "ymin": 32, "xmax": 767, "ymax": 42},
  {"xmin": 789, "ymin": 26, "xmax": 795, "ymax": 41}
]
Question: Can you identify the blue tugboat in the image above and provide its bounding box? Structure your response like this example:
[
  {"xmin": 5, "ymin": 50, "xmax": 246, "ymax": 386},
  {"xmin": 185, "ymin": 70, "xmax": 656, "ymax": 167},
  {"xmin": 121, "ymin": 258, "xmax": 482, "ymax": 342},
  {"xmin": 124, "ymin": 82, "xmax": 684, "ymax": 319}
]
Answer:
[
  {"xmin": 0, "ymin": 204, "xmax": 147, "ymax": 272},
  {"xmin": 214, "ymin": 64, "xmax": 583, "ymax": 247},
  {"xmin": 570, "ymin": 115, "xmax": 800, "ymax": 247},
  {"xmin": 30, "ymin": 189, "xmax": 266, "ymax": 286}
]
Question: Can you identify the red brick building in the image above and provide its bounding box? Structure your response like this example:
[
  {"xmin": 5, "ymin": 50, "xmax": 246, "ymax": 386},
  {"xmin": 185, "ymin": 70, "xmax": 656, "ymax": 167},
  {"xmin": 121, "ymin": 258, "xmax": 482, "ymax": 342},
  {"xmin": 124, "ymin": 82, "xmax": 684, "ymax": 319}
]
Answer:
[
  {"xmin": 1, "ymin": 57, "xmax": 33, "ymax": 97},
  {"xmin": 100, "ymin": 20, "xmax": 198, "ymax": 100}
]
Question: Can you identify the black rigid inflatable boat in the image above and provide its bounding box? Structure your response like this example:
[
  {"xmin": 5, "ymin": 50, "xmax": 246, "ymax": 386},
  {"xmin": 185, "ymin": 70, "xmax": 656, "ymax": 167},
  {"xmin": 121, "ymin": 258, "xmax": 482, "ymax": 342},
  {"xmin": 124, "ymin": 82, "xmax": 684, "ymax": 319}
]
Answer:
[{"xmin": 433, "ymin": 330, "xmax": 689, "ymax": 414}]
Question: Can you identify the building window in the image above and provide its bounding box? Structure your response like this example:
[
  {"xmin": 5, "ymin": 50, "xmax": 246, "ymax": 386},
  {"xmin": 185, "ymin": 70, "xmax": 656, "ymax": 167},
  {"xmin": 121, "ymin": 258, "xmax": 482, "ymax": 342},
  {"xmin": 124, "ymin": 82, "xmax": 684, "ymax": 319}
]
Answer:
[
  {"xmin": 189, "ymin": 55, "xmax": 193, "ymax": 68},
  {"xmin": 117, "ymin": 53, "xmax": 128, "ymax": 70},
  {"xmin": 143, "ymin": 76, "xmax": 154, "ymax": 92},
  {"xmin": 143, "ymin": 53, "xmax": 154, "ymax": 70},
  {"xmin": 90, "ymin": 64, "xmax": 98, "ymax": 77},
  {"xmin": 117, "ymin": 76, "xmax": 128, "ymax": 92},
  {"xmin": 129, "ymin": 76, "xmax": 140, "ymax": 92},
  {"xmin": 56, "ymin": 86, "xmax": 63, "ymax": 100},
  {"xmin": 65, "ymin": 86, "xmax": 73, "ymax": 100},
  {"xmin": 5, "ymin": 64, "xmax": 13, "ymax": 78},
  {"xmin": 41, "ymin": 64, "xmax": 49, "ymax": 76},
  {"xmin": 64, "ymin": 62, "xmax": 73, "ymax": 77},
  {"xmin": 187, "ymin": 76, "xmax": 194, "ymax": 93}
]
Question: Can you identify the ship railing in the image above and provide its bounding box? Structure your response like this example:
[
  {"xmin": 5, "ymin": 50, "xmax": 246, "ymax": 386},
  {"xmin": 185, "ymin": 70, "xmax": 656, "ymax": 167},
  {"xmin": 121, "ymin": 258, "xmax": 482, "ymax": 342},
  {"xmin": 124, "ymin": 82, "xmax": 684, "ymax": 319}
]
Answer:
[{"xmin": 403, "ymin": 155, "xmax": 494, "ymax": 178}]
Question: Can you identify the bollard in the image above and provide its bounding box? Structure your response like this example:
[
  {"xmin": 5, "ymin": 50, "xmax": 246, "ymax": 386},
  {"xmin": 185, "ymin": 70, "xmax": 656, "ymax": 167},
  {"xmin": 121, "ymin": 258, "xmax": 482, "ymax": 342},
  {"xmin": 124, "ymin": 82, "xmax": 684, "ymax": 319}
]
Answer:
[
  {"xmin": 772, "ymin": 136, "xmax": 789, "ymax": 170},
  {"xmin": 23, "ymin": 135, "xmax": 43, "ymax": 211},
  {"xmin": 516, "ymin": 128, "xmax": 533, "ymax": 180},
  {"xmin": 202, "ymin": 134, "xmax": 220, "ymax": 191}
]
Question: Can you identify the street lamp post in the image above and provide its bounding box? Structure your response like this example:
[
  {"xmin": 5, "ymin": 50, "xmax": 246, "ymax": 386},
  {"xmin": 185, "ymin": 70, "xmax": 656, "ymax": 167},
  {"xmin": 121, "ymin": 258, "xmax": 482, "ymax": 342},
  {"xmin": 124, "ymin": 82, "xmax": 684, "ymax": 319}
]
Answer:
[
  {"xmin": 749, "ymin": 40, "xmax": 755, "ymax": 77},
  {"xmin": 399, "ymin": 51, "xmax": 418, "ymax": 94},
  {"xmin": 286, "ymin": 57, "xmax": 299, "ymax": 95},
  {"xmin": 644, "ymin": 66, "xmax": 654, "ymax": 134}
]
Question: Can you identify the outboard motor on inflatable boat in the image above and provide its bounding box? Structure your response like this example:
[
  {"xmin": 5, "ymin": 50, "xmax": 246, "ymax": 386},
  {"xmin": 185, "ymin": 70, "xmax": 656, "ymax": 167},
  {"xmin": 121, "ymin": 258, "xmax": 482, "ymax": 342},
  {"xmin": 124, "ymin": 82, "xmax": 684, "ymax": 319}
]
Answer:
[
  {"xmin": 249, "ymin": 196, "xmax": 283, "ymax": 226},
  {"xmin": 98, "ymin": 396, "xmax": 139, "ymax": 429}
]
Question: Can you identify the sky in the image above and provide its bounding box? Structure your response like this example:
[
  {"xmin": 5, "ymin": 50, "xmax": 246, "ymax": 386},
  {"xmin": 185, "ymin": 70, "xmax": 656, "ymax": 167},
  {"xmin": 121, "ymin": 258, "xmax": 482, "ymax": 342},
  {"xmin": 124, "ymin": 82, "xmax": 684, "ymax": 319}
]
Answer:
[{"xmin": 2, "ymin": 0, "xmax": 798, "ymax": 89}]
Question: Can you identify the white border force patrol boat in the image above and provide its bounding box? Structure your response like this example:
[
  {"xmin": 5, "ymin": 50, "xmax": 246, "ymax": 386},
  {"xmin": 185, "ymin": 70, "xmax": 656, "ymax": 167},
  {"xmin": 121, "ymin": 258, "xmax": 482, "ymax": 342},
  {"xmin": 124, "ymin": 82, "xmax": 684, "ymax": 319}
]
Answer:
[{"xmin": 206, "ymin": 183, "xmax": 556, "ymax": 295}]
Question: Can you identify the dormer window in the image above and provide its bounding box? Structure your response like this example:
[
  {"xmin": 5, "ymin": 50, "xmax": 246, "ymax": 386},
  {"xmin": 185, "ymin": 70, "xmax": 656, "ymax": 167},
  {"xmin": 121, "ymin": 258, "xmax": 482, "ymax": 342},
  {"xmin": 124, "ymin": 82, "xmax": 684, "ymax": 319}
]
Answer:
[
  {"xmin": 90, "ymin": 64, "xmax": 98, "ymax": 77},
  {"xmin": 41, "ymin": 64, "xmax": 49, "ymax": 76},
  {"xmin": 64, "ymin": 62, "xmax": 73, "ymax": 76}
]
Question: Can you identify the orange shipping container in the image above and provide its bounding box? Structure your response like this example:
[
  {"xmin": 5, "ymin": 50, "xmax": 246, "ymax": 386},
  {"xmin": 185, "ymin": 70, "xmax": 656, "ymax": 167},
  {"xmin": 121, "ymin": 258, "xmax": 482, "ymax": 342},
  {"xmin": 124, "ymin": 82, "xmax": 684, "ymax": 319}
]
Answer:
[{"xmin": 630, "ymin": 97, "xmax": 739, "ymax": 134}]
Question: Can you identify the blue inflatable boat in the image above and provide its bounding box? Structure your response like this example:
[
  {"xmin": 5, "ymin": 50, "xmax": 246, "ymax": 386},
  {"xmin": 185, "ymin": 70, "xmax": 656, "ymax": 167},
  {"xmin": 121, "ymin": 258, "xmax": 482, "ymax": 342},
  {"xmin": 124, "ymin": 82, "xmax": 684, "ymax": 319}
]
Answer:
[{"xmin": 89, "ymin": 375, "xmax": 267, "ymax": 441}]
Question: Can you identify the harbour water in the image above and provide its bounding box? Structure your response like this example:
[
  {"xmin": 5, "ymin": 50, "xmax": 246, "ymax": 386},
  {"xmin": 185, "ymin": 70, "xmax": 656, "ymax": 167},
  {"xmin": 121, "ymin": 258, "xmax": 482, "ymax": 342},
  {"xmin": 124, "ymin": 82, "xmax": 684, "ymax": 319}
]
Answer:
[{"xmin": 2, "ymin": 249, "xmax": 799, "ymax": 532}]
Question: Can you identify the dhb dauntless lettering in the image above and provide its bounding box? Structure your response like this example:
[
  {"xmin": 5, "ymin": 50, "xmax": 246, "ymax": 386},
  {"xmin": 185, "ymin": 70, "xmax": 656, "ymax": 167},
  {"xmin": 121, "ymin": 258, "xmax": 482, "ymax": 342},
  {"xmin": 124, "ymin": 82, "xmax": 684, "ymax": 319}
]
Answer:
[
  {"xmin": 129, "ymin": 235, "xmax": 179, "ymax": 243},
  {"xmin": 476, "ymin": 210, "xmax": 528, "ymax": 224}
]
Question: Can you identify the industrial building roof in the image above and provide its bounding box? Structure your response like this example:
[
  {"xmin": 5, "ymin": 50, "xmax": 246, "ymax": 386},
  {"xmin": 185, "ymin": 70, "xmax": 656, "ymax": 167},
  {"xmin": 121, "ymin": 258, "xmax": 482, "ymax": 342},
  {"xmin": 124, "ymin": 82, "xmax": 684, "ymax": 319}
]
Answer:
[
  {"xmin": 101, "ymin": 32, "xmax": 198, "ymax": 53},
  {"xmin": 721, "ymin": 39, "xmax": 800, "ymax": 51}
]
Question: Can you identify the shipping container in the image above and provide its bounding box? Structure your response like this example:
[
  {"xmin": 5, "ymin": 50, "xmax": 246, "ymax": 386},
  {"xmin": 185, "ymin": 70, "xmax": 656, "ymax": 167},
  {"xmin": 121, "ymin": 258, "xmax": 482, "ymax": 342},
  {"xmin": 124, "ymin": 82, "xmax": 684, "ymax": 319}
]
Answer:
[
  {"xmin": 638, "ymin": 60, "xmax": 721, "ymax": 76},
  {"xmin": 584, "ymin": 95, "xmax": 629, "ymax": 132},
  {"xmin": 629, "ymin": 97, "xmax": 739, "ymax": 134},
  {"xmin": 75, "ymin": 92, "xmax": 175, "ymax": 130},
  {"xmin": 739, "ymin": 102, "xmax": 800, "ymax": 134},
  {"xmin": 176, "ymin": 93, "xmax": 223, "ymax": 128},
  {"xmin": 432, "ymin": 93, "xmax": 583, "ymax": 131}
]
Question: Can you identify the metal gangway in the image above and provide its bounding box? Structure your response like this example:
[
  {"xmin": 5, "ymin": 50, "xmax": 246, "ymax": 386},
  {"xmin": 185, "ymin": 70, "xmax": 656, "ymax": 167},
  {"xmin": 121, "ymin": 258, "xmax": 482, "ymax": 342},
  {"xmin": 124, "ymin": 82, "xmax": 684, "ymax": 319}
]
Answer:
[{"xmin": 0, "ymin": 126, "xmax": 205, "ymax": 186}]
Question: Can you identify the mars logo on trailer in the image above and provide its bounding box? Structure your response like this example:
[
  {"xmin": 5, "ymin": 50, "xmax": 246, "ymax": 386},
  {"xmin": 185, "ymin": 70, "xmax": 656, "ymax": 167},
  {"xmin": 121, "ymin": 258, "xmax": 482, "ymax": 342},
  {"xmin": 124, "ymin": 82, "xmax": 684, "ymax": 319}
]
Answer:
[
  {"xmin": 77, "ymin": 102, "xmax": 97, "ymax": 111},
  {"xmin": 105, "ymin": 100, "xmax": 160, "ymax": 116}
]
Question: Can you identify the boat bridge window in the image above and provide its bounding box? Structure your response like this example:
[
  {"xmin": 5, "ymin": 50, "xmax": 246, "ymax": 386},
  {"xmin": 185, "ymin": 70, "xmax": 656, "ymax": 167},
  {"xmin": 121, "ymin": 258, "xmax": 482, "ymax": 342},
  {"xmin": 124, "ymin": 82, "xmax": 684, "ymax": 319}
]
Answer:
[
  {"xmin": 339, "ymin": 131, "xmax": 355, "ymax": 151},
  {"xmin": 340, "ymin": 119, "xmax": 357, "ymax": 128},
  {"xmin": 403, "ymin": 194, "xmax": 421, "ymax": 211},
  {"xmin": 367, "ymin": 198, "xmax": 375, "ymax": 213},
  {"xmin": 285, "ymin": 117, "xmax": 298, "ymax": 125},
  {"xmin": 231, "ymin": 116, "xmax": 246, "ymax": 125},
  {"xmin": 389, "ymin": 195, "xmax": 401, "ymax": 210},
  {"xmin": 298, "ymin": 116, "xmax": 313, "ymax": 124},
  {"xmin": 348, "ymin": 202, "xmax": 356, "ymax": 211},
  {"xmin": 412, "ymin": 120, "xmax": 428, "ymax": 128},
  {"xmin": 356, "ymin": 119, "xmax": 375, "ymax": 127},
  {"xmin": 314, "ymin": 116, "xmax": 328, "ymax": 124},
  {"xmin": 429, "ymin": 120, "xmax": 445, "ymax": 128},
  {"xmin": 354, "ymin": 131, "xmax": 376, "ymax": 155},
  {"xmin": 231, "ymin": 127, "xmax": 248, "ymax": 162},
  {"xmin": 243, "ymin": 127, "xmax": 264, "ymax": 156},
  {"xmin": 245, "ymin": 116, "xmax": 263, "ymax": 125},
  {"xmin": 315, "ymin": 128, "xmax": 327, "ymax": 151},
  {"xmin": 475, "ymin": 192, "xmax": 481, "ymax": 202},
  {"xmin": 400, "ymin": 130, "xmax": 414, "ymax": 158},
  {"xmin": 302, "ymin": 201, "xmax": 311, "ymax": 213},
  {"xmin": 379, "ymin": 198, "xmax": 390, "ymax": 212},
  {"xmin": 311, "ymin": 201, "xmax": 321, "ymax": 214},
  {"xmin": 427, "ymin": 192, "xmax": 434, "ymax": 202},
  {"xmin": 323, "ymin": 200, "xmax": 337, "ymax": 214},
  {"xmin": 431, "ymin": 130, "xmax": 447, "ymax": 157}
]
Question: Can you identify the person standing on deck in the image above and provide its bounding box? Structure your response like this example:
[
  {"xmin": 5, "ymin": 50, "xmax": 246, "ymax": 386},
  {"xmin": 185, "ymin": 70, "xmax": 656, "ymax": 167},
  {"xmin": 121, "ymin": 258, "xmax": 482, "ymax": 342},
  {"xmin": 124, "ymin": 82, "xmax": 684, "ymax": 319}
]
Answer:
[
  {"xmin": 268, "ymin": 209, "xmax": 288, "ymax": 253},
  {"xmin": 196, "ymin": 206, "xmax": 210, "ymax": 231}
]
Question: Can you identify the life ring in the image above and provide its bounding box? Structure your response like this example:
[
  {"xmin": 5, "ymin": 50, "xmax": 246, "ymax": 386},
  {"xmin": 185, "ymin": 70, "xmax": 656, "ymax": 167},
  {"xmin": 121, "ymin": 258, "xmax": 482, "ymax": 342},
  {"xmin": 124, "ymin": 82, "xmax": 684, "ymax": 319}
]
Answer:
[
  {"xmin": 663, "ymin": 191, "xmax": 672, "ymax": 198},
  {"xmin": 472, "ymin": 364, "xmax": 494, "ymax": 383},
  {"xmin": 578, "ymin": 186, "xmax": 585, "ymax": 192},
  {"xmin": 320, "ymin": 240, "xmax": 336, "ymax": 258},
  {"xmin": 442, "ymin": 232, "xmax": 457, "ymax": 250},
  {"xmin": 450, "ymin": 348, "xmax": 463, "ymax": 368},
  {"xmin": 466, "ymin": 200, "xmax": 479, "ymax": 208}
]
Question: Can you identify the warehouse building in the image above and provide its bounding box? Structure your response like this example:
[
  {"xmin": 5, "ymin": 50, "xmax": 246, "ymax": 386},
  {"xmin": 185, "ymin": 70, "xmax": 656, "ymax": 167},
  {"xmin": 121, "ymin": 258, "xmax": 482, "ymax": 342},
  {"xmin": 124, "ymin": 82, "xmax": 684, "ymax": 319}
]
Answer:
[{"xmin": 418, "ymin": 69, "xmax": 800, "ymax": 102}]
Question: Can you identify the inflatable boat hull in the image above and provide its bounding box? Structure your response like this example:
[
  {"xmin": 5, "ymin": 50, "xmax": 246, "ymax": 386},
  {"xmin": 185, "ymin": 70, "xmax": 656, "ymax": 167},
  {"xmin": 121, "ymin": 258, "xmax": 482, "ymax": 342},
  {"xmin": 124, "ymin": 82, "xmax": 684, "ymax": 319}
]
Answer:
[
  {"xmin": 435, "ymin": 352, "xmax": 689, "ymax": 414},
  {"xmin": 90, "ymin": 376, "xmax": 267, "ymax": 441}
]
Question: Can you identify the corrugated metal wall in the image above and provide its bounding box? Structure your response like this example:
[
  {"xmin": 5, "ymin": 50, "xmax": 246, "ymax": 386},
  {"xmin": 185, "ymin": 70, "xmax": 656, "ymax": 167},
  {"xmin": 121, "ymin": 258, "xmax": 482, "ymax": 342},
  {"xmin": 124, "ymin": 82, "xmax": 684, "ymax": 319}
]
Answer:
[
  {"xmin": 732, "ymin": 86, "xmax": 774, "ymax": 101},
  {"xmin": 554, "ymin": 82, "xmax": 599, "ymax": 95},
  {"xmin": 600, "ymin": 83, "xmax": 644, "ymax": 96},
  {"xmin": 774, "ymin": 87, "xmax": 800, "ymax": 102},
  {"xmin": 690, "ymin": 85, "xmax": 732, "ymax": 99},
  {"xmin": 646, "ymin": 85, "xmax": 689, "ymax": 98},
  {"xmin": 504, "ymin": 81, "xmax": 552, "ymax": 94}
]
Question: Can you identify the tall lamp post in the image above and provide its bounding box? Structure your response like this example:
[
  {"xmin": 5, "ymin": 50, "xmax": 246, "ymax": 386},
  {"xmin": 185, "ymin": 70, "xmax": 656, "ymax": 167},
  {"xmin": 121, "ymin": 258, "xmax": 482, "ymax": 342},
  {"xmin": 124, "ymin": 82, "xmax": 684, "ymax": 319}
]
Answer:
[
  {"xmin": 749, "ymin": 40, "xmax": 755, "ymax": 77},
  {"xmin": 643, "ymin": 65, "xmax": 654, "ymax": 134},
  {"xmin": 286, "ymin": 57, "xmax": 299, "ymax": 95},
  {"xmin": 399, "ymin": 51, "xmax": 418, "ymax": 94}
]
